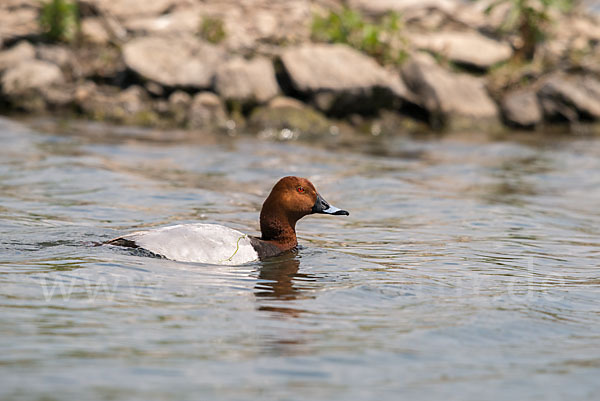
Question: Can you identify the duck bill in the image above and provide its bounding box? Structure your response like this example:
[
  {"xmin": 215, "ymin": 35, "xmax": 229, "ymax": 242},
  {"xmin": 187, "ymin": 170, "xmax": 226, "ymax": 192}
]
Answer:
[{"xmin": 312, "ymin": 193, "xmax": 349, "ymax": 216}]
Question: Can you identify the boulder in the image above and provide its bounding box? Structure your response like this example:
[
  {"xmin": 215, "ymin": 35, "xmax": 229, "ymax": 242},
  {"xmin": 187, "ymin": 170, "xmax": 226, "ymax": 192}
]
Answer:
[
  {"xmin": 123, "ymin": 9, "xmax": 201, "ymax": 36},
  {"xmin": 79, "ymin": 14, "xmax": 127, "ymax": 44},
  {"xmin": 81, "ymin": 18, "xmax": 111, "ymax": 45},
  {"xmin": 409, "ymin": 31, "xmax": 512, "ymax": 69},
  {"xmin": 501, "ymin": 89, "xmax": 542, "ymax": 128},
  {"xmin": 267, "ymin": 96, "xmax": 306, "ymax": 110},
  {"xmin": 188, "ymin": 92, "xmax": 228, "ymax": 129},
  {"xmin": 401, "ymin": 59, "xmax": 498, "ymax": 127},
  {"xmin": 199, "ymin": 1, "xmax": 311, "ymax": 54},
  {"xmin": 0, "ymin": 6, "xmax": 39, "ymax": 46},
  {"xmin": 1, "ymin": 60, "xmax": 64, "ymax": 96},
  {"xmin": 215, "ymin": 57, "xmax": 279, "ymax": 106},
  {"xmin": 167, "ymin": 90, "xmax": 192, "ymax": 126},
  {"xmin": 348, "ymin": 0, "xmax": 459, "ymax": 17},
  {"xmin": 454, "ymin": 0, "xmax": 511, "ymax": 33},
  {"xmin": 537, "ymin": 74, "xmax": 600, "ymax": 122},
  {"xmin": 122, "ymin": 35, "xmax": 224, "ymax": 89},
  {"xmin": 75, "ymin": 46, "xmax": 124, "ymax": 81},
  {"xmin": 0, "ymin": 41, "xmax": 35, "ymax": 73},
  {"xmin": 249, "ymin": 96, "xmax": 332, "ymax": 136},
  {"xmin": 36, "ymin": 45, "xmax": 78, "ymax": 78},
  {"xmin": 91, "ymin": 0, "xmax": 176, "ymax": 19},
  {"xmin": 279, "ymin": 43, "xmax": 415, "ymax": 115},
  {"xmin": 76, "ymin": 83, "xmax": 158, "ymax": 125}
]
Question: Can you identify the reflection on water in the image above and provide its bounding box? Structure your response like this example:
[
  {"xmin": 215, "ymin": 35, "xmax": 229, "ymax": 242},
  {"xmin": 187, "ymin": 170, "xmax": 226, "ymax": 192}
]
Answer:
[
  {"xmin": 255, "ymin": 254, "xmax": 311, "ymax": 318},
  {"xmin": 1, "ymin": 116, "xmax": 600, "ymax": 401}
]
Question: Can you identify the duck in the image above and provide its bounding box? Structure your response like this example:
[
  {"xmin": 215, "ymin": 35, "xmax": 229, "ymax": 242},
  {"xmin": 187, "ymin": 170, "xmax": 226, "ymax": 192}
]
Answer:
[{"xmin": 105, "ymin": 176, "xmax": 349, "ymax": 265}]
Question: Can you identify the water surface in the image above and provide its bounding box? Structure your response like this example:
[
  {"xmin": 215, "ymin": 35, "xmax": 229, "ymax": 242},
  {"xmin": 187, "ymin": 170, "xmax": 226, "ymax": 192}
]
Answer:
[{"xmin": 1, "ymin": 117, "xmax": 599, "ymax": 400}]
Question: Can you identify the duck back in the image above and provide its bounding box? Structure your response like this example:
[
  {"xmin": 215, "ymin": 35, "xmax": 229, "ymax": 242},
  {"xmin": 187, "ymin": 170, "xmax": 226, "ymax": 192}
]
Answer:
[{"xmin": 109, "ymin": 223, "xmax": 259, "ymax": 265}]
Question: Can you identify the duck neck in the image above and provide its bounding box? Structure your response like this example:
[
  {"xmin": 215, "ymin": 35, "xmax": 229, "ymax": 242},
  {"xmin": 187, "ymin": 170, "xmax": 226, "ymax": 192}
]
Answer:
[{"xmin": 260, "ymin": 209, "xmax": 298, "ymax": 251}]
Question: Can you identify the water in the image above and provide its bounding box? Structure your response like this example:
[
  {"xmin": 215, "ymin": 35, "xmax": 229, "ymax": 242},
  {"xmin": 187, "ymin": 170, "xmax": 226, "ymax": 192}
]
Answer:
[{"xmin": 1, "ymin": 116, "xmax": 599, "ymax": 401}]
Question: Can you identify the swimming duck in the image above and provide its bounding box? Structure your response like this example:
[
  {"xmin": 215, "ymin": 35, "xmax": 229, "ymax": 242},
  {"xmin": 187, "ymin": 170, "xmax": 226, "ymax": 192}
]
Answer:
[{"xmin": 106, "ymin": 176, "xmax": 349, "ymax": 264}]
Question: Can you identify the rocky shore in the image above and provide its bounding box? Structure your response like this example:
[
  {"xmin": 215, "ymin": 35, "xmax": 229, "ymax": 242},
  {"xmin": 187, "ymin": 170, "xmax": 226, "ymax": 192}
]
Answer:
[{"xmin": 1, "ymin": 0, "xmax": 600, "ymax": 136}]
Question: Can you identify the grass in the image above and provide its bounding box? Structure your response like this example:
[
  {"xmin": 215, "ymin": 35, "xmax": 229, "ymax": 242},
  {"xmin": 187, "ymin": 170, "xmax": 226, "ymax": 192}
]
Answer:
[
  {"xmin": 39, "ymin": 0, "xmax": 80, "ymax": 43},
  {"xmin": 311, "ymin": 7, "xmax": 408, "ymax": 65},
  {"xmin": 199, "ymin": 16, "xmax": 226, "ymax": 44},
  {"xmin": 484, "ymin": 0, "xmax": 575, "ymax": 61}
]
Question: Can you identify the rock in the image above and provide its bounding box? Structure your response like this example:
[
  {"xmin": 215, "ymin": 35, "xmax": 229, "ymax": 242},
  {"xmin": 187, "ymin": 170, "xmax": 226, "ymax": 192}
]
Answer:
[
  {"xmin": 39, "ymin": 83, "xmax": 77, "ymax": 109},
  {"xmin": 80, "ymin": 14, "xmax": 127, "ymax": 44},
  {"xmin": 249, "ymin": 100, "xmax": 332, "ymax": 136},
  {"xmin": 81, "ymin": 18, "xmax": 111, "ymax": 44},
  {"xmin": 570, "ymin": 14, "xmax": 600, "ymax": 43},
  {"xmin": 123, "ymin": 35, "xmax": 224, "ymax": 89},
  {"xmin": 35, "ymin": 45, "xmax": 78, "ymax": 77},
  {"xmin": 91, "ymin": 0, "xmax": 176, "ymax": 19},
  {"xmin": 279, "ymin": 43, "xmax": 415, "ymax": 115},
  {"xmin": 0, "ymin": 6, "xmax": 39, "ymax": 46},
  {"xmin": 0, "ymin": 41, "xmax": 35, "ymax": 73},
  {"xmin": 167, "ymin": 90, "xmax": 192, "ymax": 126},
  {"xmin": 188, "ymin": 92, "xmax": 228, "ymax": 129},
  {"xmin": 123, "ymin": 9, "xmax": 201, "ymax": 36},
  {"xmin": 348, "ymin": 0, "xmax": 459, "ymax": 17},
  {"xmin": 215, "ymin": 57, "xmax": 279, "ymax": 106},
  {"xmin": 200, "ymin": 1, "xmax": 311, "ymax": 54},
  {"xmin": 268, "ymin": 96, "xmax": 305, "ymax": 110},
  {"xmin": 401, "ymin": 59, "xmax": 498, "ymax": 127},
  {"xmin": 537, "ymin": 74, "xmax": 600, "ymax": 122},
  {"xmin": 454, "ymin": 0, "xmax": 511, "ymax": 33},
  {"xmin": 501, "ymin": 89, "xmax": 542, "ymax": 128},
  {"xmin": 409, "ymin": 31, "xmax": 512, "ymax": 69},
  {"xmin": 1, "ymin": 60, "xmax": 64, "ymax": 96},
  {"xmin": 77, "ymin": 83, "xmax": 158, "ymax": 125},
  {"xmin": 76, "ymin": 46, "xmax": 124, "ymax": 81}
]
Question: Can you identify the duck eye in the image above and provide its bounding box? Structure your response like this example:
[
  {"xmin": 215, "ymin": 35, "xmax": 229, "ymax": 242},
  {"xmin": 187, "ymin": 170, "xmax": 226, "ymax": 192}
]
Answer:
[{"xmin": 296, "ymin": 186, "xmax": 305, "ymax": 193}]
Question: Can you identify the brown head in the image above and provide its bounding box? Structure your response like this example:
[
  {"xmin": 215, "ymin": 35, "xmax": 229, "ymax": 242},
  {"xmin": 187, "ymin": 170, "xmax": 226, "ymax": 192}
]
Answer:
[{"xmin": 259, "ymin": 176, "xmax": 349, "ymax": 249}]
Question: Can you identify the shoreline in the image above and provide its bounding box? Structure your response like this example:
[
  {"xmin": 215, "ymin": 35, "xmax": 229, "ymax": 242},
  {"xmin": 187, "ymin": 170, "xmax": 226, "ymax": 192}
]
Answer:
[{"xmin": 1, "ymin": 0, "xmax": 600, "ymax": 136}]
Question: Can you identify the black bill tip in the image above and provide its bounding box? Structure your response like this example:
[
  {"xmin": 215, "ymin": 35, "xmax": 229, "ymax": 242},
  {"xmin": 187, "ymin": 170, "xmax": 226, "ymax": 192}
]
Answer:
[
  {"xmin": 332, "ymin": 209, "xmax": 349, "ymax": 216},
  {"xmin": 312, "ymin": 193, "xmax": 349, "ymax": 216}
]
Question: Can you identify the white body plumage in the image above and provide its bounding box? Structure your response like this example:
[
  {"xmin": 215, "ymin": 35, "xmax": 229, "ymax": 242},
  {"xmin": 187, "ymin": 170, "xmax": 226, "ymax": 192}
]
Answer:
[{"xmin": 113, "ymin": 223, "xmax": 259, "ymax": 265}]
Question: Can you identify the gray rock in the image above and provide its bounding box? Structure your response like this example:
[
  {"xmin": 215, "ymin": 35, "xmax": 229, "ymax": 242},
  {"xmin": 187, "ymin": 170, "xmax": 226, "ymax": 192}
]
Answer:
[
  {"xmin": 36, "ymin": 45, "xmax": 77, "ymax": 73},
  {"xmin": 199, "ymin": 1, "xmax": 311, "ymax": 54},
  {"xmin": 215, "ymin": 57, "xmax": 279, "ymax": 106},
  {"xmin": 537, "ymin": 74, "xmax": 600, "ymax": 121},
  {"xmin": 268, "ymin": 96, "xmax": 306, "ymax": 110},
  {"xmin": 280, "ymin": 43, "xmax": 415, "ymax": 115},
  {"xmin": 501, "ymin": 89, "xmax": 542, "ymax": 128},
  {"xmin": 167, "ymin": 90, "xmax": 192, "ymax": 126},
  {"xmin": 0, "ymin": 41, "xmax": 35, "ymax": 73},
  {"xmin": 1, "ymin": 60, "xmax": 64, "ymax": 96},
  {"xmin": 123, "ymin": 9, "xmax": 201, "ymax": 36},
  {"xmin": 80, "ymin": 14, "xmax": 127, "ymax": 44},
  {"xmin": 348, "ymin": 0, "xmax": 459, "ymax": 17},
  {"xmin": 76, "ymin": 46, "xmax": 124, "ymax": 81},
  {"xmin": 81, "ymin": 18, "xmax": 111, "ymax": 45},
  {"xmin": 123, "ymin": 35, "xmax": 224, "ymax": 89},
  {"xmin": 39, "ymin": 83, "xmax": 77, "ymax": 109},
  {"xmin": 401, "ymin": 59, "xmax": 498, "ymax": 126},
  {"xmin": 92, "ymin": 0, "xmax": 175, "ymax": 19},
  {"xmin": 188, "ymin": 92, "xmax": 227, "ymax": 129},
  {"xmin": 76, "ymin": 83, "xmax": 158, "ymax": 125},
  {"xmin": 249, "ymin": 100, "xmax": 332, "ymax": 136},
  {"xmin": 409, "ymin": 31, "xmax": 512, "ymax": 69},
  {"xmin": 454, "ymin": 0, "xmax": 511, "ymax": 33},
  {"xmin": 0, "ymin": 6, "xmax": 39, "ymax": 46}
]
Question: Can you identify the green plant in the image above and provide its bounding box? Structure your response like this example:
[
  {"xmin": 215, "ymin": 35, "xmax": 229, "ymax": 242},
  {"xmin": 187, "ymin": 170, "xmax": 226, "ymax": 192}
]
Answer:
[
  {"xmin": 485, "ymin": 0, "xmax": 575, "ymax": 61},
  {"xmin": 311, "ymin": 8, "xmax": 408, "ymax": 65},
  {"xmin": 199, "ymin": 16, "xmax": 226, "ymax": 44},
  {"xmin": 39, "ymin": 0, "xmax": 80, "ymax": 43}
]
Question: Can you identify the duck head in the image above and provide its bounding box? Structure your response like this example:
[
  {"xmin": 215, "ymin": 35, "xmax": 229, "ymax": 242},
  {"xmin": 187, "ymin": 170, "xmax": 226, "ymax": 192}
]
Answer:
[{"xmin": 259, "ymin": 176, "xmax": 349, "ymax": 247}]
